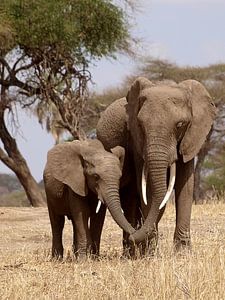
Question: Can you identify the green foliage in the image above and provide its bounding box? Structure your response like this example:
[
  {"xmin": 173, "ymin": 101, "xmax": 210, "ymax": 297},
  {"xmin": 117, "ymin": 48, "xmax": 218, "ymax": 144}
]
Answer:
[
  {"xmin": 0, "ymin": 12, "xmax": 14, "ymax": 54},
  {"xmin": 0, "ymin": 0, "xmax": 130, "ymax": 60}
]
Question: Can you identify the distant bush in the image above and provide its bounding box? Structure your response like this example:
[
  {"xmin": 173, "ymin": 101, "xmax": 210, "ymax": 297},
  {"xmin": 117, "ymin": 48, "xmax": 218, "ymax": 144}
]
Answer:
[
  {"xmin": 0, "ymin": 173, "xmax": 22, "ymax": 193},
  {"xmin": 0, "ymin": 190, "xmax": 30, "ymax": 207}
]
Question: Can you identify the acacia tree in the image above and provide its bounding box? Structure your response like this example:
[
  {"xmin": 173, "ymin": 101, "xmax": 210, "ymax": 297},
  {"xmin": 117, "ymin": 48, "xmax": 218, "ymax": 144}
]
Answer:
[{"xmin": 0, "ymin": 0, "xmax": 136, "ymax": 206}]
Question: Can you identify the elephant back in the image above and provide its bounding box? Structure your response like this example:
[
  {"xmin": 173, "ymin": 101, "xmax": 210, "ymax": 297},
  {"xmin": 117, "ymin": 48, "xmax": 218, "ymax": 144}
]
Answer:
[{"xmin": 97, "ymin": 97, "xmax": 128, "ymax": 150}]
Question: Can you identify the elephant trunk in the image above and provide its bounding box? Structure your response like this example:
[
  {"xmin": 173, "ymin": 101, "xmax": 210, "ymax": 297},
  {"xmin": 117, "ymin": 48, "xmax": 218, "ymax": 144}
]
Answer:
[
  {"xmin": 130, "ymin": 149, "xmax": 169, "ymax": 243},
  {"xmin": 104, "ymin": 185, "xmax": 136, "ymax": 235}
]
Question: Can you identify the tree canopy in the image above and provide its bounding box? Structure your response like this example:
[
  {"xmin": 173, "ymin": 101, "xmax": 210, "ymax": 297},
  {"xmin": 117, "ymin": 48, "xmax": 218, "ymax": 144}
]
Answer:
[{"xmin": 0, "ymin": 0, "xmax": 131, "ymax": 56}]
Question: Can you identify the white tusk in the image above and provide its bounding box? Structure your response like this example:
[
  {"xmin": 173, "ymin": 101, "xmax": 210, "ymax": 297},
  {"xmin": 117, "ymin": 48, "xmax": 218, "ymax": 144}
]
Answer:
[
  {"xmin": 141, "ymin": 163, "xmax": 148, "ymax": 205},
  {"xmin": 159, "ymin": 162, "xmax": 176, "ymax": 210},
  {"xmin": 96, "ymin": 200, "xmax": 102, "ymax": 213}
]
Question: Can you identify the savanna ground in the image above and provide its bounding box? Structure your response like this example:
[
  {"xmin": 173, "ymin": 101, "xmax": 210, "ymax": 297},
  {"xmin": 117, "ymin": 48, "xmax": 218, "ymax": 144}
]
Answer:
[{"xmin": 0, "ymin": 202, "xmax": 224, "ymax": 300}]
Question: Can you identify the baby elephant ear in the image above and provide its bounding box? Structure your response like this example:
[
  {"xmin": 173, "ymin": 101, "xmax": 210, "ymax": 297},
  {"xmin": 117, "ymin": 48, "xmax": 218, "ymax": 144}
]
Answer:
[
  {"xmin": 179, "ymin": 80, "xmax": 217, "ymax": 163},
  {"xmin": 46, "ymin": 141, "xmax": 88, "ymax": 196},
  {"xmin": 111, "ymin": 146, "xmax": 125, "ymax": 170}
]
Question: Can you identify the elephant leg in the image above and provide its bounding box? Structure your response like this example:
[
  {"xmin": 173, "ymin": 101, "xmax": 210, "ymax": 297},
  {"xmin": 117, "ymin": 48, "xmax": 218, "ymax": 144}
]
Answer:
[
  {"xmin": 89, "ymin": 197, "xmax": 107, "ymax": 257},
  {"xmin": 71, "ymin": 219, "xmax": 77, "ymax": 255},
  {"xmin": 174, "ymin": 158, "xmax": 194, "ymax": 252},
  {"xmin": 48, "ymin": 205, "xmax": 65, "ymax": 259},
  {"xmin": 69, "ymin": 191, "xmax": 92, "ymax": 259},
  {"xmin": 121, "ymin": 183, "xmax": 140, "ymax": 258}
]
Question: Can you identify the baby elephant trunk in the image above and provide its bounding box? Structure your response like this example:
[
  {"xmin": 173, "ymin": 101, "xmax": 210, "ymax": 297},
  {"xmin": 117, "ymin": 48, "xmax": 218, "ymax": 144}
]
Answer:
[{"xmin": 104, "ymin": 185, "xmax": 136, "ymax": 235}]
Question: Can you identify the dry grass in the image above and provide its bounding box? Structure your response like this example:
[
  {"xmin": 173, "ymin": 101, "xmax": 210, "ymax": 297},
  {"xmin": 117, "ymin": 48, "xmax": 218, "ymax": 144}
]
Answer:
[{"xmin": 0, "ymin": 203, "xmax": 224, "ymax": 300}]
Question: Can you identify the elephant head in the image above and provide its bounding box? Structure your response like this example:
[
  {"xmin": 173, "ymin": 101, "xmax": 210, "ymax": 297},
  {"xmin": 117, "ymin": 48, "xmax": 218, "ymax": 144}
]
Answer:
[
  {"xmin": 126, "ymin": 77, "xmax": 217, "ymax": 243},
  {"xmin": 45, "ymin": 139, "xmax": 136, "ymax": 235}
]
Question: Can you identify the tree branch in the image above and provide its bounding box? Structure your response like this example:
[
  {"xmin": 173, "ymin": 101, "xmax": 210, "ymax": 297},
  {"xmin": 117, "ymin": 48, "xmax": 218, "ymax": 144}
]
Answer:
[
  {"xmin": 12, "ymin": 53, "xmax": 27, "ymax": 71},
  {"xmin": 0, "ymin": 57, "xmax": 12, "ymax": 76},
  {"xmin": 14, "ymin": 60, "xmax": 36, "ymax": 75},
  {"xmin": 0, "ymin": 147, "xmax": 17, "ymax": 171}
]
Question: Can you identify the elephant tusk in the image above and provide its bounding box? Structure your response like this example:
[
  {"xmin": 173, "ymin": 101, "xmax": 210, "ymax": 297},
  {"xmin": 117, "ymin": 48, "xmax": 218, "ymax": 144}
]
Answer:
[
  {"xmin": 159, "ymin": 162, "xmax": 176, "ymax": 210},
  {"xmin": 141, "ymin": 162, "xmax": 148, "ymax": 205},
  {"xmin": 96, "ymin": 200, "xmax": 102, "ymax": 213}
]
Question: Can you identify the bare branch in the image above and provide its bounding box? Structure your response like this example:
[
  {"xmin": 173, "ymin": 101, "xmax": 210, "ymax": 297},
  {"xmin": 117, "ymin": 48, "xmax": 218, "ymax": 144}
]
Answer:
[
  {"xmin": 0, "ymin": 147, "xmax": 16, "ymax": 170},
  {"xmin": 14, "ymin": 61, "xmax": 36, "ymax": 75},
  {"xmin": 11, "ymin": 52, "xmax": 27, "ymax": 71},
  {"xmin": 0, "ymin": 57, "xmax": 12, "ymax": 76}
]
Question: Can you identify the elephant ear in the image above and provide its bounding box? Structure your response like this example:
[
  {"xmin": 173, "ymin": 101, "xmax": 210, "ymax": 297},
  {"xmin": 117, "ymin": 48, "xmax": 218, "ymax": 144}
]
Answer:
[
  {"xmin": 111, "ymin": 146, "xmax": 125, "ymax": 170},
  {"xmin": 127, "ymin": 77, "xmax": 154, "ymax": 116},
  {"xmin": 126, "ymin": 77, "xmax": 154, "ymax": 142},
  {"xmin": 179, "ymin": 80, "xmax": 217, "ymax": 163},
  {"xmin": 46, "ymin": 140, "xmax": 87, "ymax": 196}
]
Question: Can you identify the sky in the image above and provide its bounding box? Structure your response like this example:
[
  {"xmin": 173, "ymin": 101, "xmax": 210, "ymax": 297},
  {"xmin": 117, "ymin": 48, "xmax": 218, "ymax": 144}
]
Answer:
[{"xmin": 1, "ymin": 0, "xmax": 225, "ymax": 181}]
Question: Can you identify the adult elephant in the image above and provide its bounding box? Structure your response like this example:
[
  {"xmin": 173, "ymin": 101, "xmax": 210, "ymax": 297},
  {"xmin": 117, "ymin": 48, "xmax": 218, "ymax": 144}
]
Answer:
[
  {"xmin": 97, "ymin": 77, "xmax": 216, "ymax": 253},
  {"xmin": 43, "ymin": 139, "xmax": 135, "ymax": 260}
]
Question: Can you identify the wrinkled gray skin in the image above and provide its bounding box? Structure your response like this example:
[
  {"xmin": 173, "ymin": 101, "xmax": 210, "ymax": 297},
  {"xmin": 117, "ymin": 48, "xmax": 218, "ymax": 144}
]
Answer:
[
  {"xmin": 97, "ymin": 77, "xmax": 216, "ymax": 255},
  {"xmin": 43, "ymin": 139, "xmax": 135, "ymax": 260}
]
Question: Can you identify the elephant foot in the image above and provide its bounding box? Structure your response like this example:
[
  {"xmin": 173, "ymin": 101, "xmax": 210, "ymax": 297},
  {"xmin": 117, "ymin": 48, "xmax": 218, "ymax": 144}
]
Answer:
[
  {"xmin": 50, "ymin": 254, "xmax": 63, "ymax": 262},
  {"xmin": 122, "ymin": 247, "xmax": 136, "ymax": 259},
  {"xmin": 77, "ymin": 254, "xmax": 88, "ymax": 262},
  {"xmin": 51, "ymin": 248, "xmax": 64, "ymax": 261},
  {"xmin": 137, "ymin": 229, "xmax": 158, "ymax": 258},
  {"xmin": 173, "ymin": 237, "xmax": 192, "ymax": 255},
  {"xmin": 122, "ymin": 238, "xmax": 138, "ymax": 259},
  {"xmin": 90, "ymin": 244, "xmax": 100, "ymax": 259},
  {"xmin": 140, "ymin": 241, "xmax": 158, "ymax": 258},
  {"xmin": 141, "ymin": 247, "xmax": 157, "ymax": 258},
  {"xmin": 74, "ymin": 247, "xmax": 94, "ymax": 262},
  {"xmin": 90, "ymin": 250, "xmax": 100, "ymax": 261},
  {"xmin": 72, "ymin": 243, "xmax": 93, "ymax": 262}
]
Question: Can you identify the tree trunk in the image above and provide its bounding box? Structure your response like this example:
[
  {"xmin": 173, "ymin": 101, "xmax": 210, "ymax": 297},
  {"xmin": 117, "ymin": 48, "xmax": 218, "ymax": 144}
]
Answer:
[{"xmin": 0, "ymin": 109, "xmax": 45, "ymax": 207}]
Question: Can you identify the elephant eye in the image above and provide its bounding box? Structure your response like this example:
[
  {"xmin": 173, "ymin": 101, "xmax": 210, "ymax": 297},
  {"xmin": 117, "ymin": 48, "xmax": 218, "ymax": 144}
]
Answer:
[
  {"xmin": 176, "ymin": 121, "xmax": 186, "ymax": 128},
  {"xmin": 93, "ymin": 174, "xmax": 100, "ymax": 181}
]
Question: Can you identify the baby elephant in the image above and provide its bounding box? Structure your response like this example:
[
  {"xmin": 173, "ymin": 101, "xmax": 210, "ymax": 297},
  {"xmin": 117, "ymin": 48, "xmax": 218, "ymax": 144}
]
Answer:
[{"xmin": 43, "ymin": 139, "xmax": 135, "ymax": 260}]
